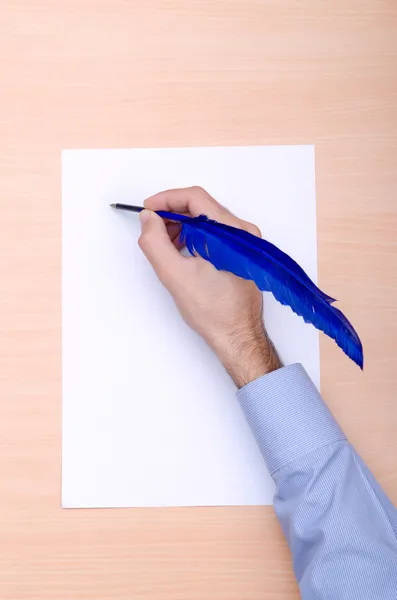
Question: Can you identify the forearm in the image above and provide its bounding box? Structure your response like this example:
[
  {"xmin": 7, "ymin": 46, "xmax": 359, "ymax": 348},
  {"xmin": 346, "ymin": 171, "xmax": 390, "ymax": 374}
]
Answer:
[{"xmin": 237, "ymin": 364, "xmax": 397, "ymax": 600}]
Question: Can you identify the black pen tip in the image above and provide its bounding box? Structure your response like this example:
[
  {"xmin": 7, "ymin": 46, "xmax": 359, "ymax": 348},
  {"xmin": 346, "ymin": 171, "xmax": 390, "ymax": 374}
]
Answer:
[{"xmin": 110, "ymin": 203, "xmax": 117, "ymax": 208}]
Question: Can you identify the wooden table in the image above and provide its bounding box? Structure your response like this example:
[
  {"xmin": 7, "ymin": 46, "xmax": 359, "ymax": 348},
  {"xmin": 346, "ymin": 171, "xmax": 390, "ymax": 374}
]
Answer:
[{"xmin": 1, "ymin": 1, "xmax": 396, "ymax": 598}]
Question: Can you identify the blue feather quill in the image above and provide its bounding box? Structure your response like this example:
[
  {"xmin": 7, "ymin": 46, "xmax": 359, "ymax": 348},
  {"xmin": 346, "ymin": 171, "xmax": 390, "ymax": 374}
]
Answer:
[{"xmin": 156, "ymin": 210, "xmax": 363, "ymax": 369}]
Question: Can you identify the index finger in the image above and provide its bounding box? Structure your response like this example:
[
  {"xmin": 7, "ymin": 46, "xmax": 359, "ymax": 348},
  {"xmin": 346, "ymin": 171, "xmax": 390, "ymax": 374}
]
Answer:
[
  {"xmin": 144, "ymin": 186, "xmax": 232, "ymax": 222},
  {"xmin": 144, "ymin": 186, "xmax": 262, "ymax": 237}
]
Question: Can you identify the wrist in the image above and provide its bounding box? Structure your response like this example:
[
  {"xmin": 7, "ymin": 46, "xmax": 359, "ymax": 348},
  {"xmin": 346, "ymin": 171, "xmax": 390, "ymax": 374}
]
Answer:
[{"xmin": 210, "ymin": 326, "xmax": 281, "ymax": 388}]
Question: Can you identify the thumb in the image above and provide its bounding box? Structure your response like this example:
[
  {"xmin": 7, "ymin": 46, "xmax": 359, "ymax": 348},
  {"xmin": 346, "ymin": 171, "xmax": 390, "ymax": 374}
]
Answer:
[{"xmin": 138, "ymin": 210, "xmax": 183, "ymax": 286}]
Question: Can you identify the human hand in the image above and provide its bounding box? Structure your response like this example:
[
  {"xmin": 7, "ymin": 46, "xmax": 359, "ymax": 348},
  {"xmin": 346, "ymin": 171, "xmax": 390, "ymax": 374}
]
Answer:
[{"xmin": 138, "ymin": 186, "xmax": 281, "ymax": 387}]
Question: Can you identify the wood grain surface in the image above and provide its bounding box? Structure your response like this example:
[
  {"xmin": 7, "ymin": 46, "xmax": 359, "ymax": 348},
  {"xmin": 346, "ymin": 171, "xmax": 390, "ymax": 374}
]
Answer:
[{"xmin": 0, "ymin": 1, "xmax": 396, "ymax": 598}]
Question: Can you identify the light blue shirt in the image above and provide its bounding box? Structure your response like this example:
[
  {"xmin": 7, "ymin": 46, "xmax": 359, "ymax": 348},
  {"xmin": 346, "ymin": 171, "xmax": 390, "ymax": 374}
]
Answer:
[{"xmin": 237, "ymin": 363, "xmax": 397, "ymax": 599}]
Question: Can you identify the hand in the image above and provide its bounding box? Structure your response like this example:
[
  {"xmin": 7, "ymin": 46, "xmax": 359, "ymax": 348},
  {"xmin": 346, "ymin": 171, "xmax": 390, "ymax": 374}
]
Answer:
[{"xmin": 138, "ymin": 186, "xmax": 281, "ymax": 387}]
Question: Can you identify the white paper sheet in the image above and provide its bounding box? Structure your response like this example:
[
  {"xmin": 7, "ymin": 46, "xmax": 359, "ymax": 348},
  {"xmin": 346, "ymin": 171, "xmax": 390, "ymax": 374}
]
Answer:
[{"xmin": 62, "ymin": 145, "xmax": 319, "ymax": 508}]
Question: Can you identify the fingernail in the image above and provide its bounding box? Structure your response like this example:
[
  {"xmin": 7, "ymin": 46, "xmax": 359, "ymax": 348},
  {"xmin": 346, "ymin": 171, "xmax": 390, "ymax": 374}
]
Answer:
[{"xmin": 139, "ymin": 210, "xmax": 150, "ymax": 226}]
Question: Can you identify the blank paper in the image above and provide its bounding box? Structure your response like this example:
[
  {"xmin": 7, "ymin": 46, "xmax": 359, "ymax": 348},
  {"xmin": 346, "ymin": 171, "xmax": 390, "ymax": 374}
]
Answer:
[{"xmin": 62, "ymin": 145, "xmax": 319, "ymax": 508}]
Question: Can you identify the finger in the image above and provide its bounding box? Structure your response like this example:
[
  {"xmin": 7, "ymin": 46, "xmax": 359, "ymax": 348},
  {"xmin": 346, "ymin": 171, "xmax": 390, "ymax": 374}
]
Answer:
[
  {"xmin": 144, "ymin": 187, "xmax": 231, "ymax": 221},
  {"xmin": 138, "ymin": 210, "xmax": 185, "ymax": 287},
  {"xmin": 144, "ymin": 186, "xmax": 261, "ymax": 236}
]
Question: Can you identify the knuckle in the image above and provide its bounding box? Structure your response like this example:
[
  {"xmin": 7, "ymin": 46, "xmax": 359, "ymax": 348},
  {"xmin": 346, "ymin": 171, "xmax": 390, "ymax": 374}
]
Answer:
[
  {"xmin": 138, "ymin": 233, "xmax": 149, "ymax": 251},
  {"xmin": 190, "ymin": 185, "xmax": 208, "ymax": 197},
  {"xmin": 246, "ymin": 222, "xmax": 262, "ymax": 238}
]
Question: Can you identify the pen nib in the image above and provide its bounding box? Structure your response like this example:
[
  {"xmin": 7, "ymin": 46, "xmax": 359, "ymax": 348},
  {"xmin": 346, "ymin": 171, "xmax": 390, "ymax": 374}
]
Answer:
[{"xmin": 110, "ymin": 203, "xmax": 116, "ymax": 208}]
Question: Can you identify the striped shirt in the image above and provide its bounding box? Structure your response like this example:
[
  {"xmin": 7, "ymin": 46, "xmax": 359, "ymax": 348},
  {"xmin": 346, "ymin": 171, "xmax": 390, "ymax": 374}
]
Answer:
[{"xmin": 237, "ymin": 363, "xmax": 397, "ymax": 599}]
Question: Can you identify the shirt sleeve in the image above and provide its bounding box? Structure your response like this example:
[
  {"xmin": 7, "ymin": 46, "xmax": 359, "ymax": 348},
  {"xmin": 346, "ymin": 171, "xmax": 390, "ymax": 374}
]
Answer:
[{"xmin": 237, "ymin": 363, "xmax": 397, "ymax": 600}]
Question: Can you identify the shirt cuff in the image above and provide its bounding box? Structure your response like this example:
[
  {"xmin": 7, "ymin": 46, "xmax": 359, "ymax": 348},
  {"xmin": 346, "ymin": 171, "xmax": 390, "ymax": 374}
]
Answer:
[{"xmin": 237, "ymin": 363, "xmax": 346, "ymax": 475}]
